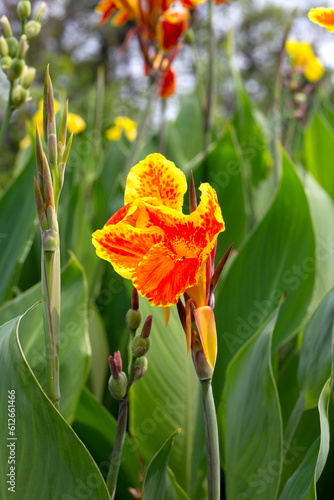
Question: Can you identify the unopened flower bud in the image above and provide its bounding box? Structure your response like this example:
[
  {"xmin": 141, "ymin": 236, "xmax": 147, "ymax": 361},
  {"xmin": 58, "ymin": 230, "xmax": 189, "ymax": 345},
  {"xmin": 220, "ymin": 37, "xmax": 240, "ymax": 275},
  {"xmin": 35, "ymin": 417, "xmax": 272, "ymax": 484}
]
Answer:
[
  {"xmin": 17, "ymin": 1, "xmax": 31, "ymax": 20},
  {"xmin": 6, "ymin": 36, "xmax": 19, "ymax": 58},
  {"xmin": 17, "ymin": 34, "xmax": 28, "ymax": 59},
  {"xmin": 108, "ymin": 372, "xmax": 127, "ymax": 400},
  {"xmin": 25, "ymin": 20, "xmax": 41, "ymax": 40},
  {"xmin": 20, "ymin": 65, "xmax": 36, "ymax": 88},
  {"xmin": 1, "ymin": 55, "xmax": 12, "ymax": 73},
  {"xmin": 0, "ymin": 36, "xmax": 8, "ymax": 56},
  {"xmin": 35, "ymin": 2, "xmax": 46, "ymax": 23},
  {"xmin": 12, "ymin": 84, "xmax": 28, "ymax": 107},
  {"xmin": 131, "ymin": 335, "xmax": 151, "ymax": 358},
  {"xmin": 133, "ymin": 356, "xmax": 148, "ymax": 381},
  {"xmin": 192, "ymin": 348, "xmax": 213, "ymax": 381},
  {"xmin": 1, "ymin": 16, "xmax": 12, "ymax": 37},
  {"xmin": 7, "ymin": 58, "xmax": 25, "ymax": 80},
  {"xmin": 126, "ymin": 308, "xmax": 142, "ymax": 332},
  {"xmin": 140, "ymin": 315, "xmax": 152, "ymax": 338}
]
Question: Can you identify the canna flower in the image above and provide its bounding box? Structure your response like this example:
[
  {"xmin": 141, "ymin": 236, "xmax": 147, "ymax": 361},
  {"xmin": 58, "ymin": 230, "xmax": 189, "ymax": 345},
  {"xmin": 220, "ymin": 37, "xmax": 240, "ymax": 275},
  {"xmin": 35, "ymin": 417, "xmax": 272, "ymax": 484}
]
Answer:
[
  {"xmin": 285, "ymin": 38, "xmax": 324, "ymax": 83},
  {"xmin": 308, "ymin": 7, "xmax": 334, "ymax": 32},
  {"xmin": 106, "ymin": 116, "xmax": 137, "ymax": 142},
  {"xmin": 92, "ymin": 153, "xmax": 225, "ymax": 369}
]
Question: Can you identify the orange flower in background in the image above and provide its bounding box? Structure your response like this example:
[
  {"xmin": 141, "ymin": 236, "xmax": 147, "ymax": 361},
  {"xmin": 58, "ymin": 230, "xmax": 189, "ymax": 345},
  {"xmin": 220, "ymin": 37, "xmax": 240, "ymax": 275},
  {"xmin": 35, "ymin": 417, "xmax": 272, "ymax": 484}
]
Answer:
[
  {"xmin": 92, "ymin": 154, "xmax": 225, "ymax": 369},
  {"xmin": 157, "ymin": 8, "xmax": 189, "ymax": 52},
  {"xmin": 181, "ymin": 0, "xmax": 230, "ymax": 8},
  {"xmin": 308, "ymin": 7, "xmax": 334, "ymax": 32},
  {"xmin": 285, "ymin": 39, "xmax": 324, "ymax": 83},
  {"xmin": 160, "ymin": 66, "xmax": 176, "ymax": 98}
]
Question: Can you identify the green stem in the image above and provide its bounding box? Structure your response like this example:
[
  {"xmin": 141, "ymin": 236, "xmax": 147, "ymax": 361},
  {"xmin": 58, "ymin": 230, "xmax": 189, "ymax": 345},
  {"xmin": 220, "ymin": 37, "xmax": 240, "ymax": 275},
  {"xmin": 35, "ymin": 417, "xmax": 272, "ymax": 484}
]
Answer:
[
  {"xmin": 159, "ymin": 98, "xmax": 167, "ymax": 155},
  {"xmin": 0, "ymin": 81, "xmax": 14, "ymax": 149},
  {"xmin": 204, "ymin": 0, "xmax": 216, "ymax": 152},
  {"xmin": 21, "ymin": 19, "xmax": 26, "ymax": 35},
  {"xmin": 107, "ymin": 396, "xmax": 129, "ymax": 499},
  {"xmin": 189, "ymin": 30, "xmax": 206, "ymax": 112},
  {"xmin": 41, "ymin": 231, "xmax": 61, "ymax": 409},
  {"xmin": 201, "ymin": 380, "xmax": 220, "ymax": 500},
  {"xmin": 125, "ymin": 80, "xmax": 157, "ymax": 175}
]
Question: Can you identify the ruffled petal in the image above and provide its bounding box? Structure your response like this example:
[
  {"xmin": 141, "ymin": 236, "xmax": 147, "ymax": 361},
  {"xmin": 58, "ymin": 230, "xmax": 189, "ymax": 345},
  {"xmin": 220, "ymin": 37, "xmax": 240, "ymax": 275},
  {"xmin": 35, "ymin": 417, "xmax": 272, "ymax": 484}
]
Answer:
[
  {"xmin": 133, "ymin": 242, "xmax": 200, "ymax": 306},
  {"xmin": 92, "ymin": 224, "xmax": 164, "ymax": 279},
  {"xmin": 124, "ymin": 153, "xmax": 187, "ymax": 211},
  {"xmin": 133, "ymin": 182, "xmax": 225, "ymax": 262}
]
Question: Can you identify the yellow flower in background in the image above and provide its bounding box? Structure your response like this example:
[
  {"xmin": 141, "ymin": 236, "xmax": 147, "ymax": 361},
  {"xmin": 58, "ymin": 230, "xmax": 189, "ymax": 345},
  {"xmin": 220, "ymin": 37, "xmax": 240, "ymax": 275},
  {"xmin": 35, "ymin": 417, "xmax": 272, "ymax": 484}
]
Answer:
[
  {"xmin": 106, "ymin": 116, "xmax": 137, "ymax": 142},
  {"xmin": 304, "ymin": 56, "xmax": 325, "ymax": 82},
  {"xmin": 20, "ymin": 101, "xmax": 85, "ymax": 149},
  {"xmin": 67, "ymin": 113, "xmax": 86, "ymax": 134},
  {"xmin": 308, "ymin": 7, "xmax": 334, "ymax": 32},
  {"xmin": 285, "ymin": 38, "xmax": 324, "ymax": 83}
]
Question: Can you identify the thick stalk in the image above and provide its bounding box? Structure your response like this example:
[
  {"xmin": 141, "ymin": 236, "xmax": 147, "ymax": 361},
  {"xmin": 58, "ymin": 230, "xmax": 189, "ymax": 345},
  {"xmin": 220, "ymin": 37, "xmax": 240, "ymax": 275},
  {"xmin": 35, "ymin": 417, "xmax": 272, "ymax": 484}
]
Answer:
[
  {"xmin": 201, "ymin": 380, "xmax": 220, "ymax": 500},
  {"xmin": 204, "ymin": 0, "xmax": 216, "ymax": 152},
  {"xmin": 0, "ymin": 81, "xmax": 14, "ymax": 148},
  {"xmin": 41, "ymin": 231, "xmax": 61, "ymax": 409},
  {"xmin": 107, "ymin": 396, "xmax": 129, "ymax": 499},
  {"xmin": 125, "ymin": 80, "xmax": 157, "ymax": 174}
]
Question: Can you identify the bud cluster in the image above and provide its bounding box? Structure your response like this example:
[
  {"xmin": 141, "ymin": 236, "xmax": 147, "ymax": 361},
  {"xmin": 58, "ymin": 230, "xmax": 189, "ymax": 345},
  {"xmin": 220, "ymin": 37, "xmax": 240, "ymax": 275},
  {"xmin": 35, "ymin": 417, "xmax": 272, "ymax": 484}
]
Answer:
[
  {"xmin": 108, "ymin": 293, "xmax": 153, "ymax": 401},
  {"xmin": 0, "ymin": 2, "xmax": 46, "ymax": 109},
  {"xmin": 282, "ymin": 67, "xmax": 314, "ymax": 124}
]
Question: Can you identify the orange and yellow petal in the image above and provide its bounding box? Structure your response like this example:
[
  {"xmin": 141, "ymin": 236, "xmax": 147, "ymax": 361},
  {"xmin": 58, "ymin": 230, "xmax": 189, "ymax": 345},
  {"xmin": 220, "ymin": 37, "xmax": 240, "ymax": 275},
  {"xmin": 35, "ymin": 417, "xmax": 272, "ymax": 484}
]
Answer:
[
  {"xmin": 92, "ymin": 224, "xmax": 164, "ymax": 279},
  {"xmin": 304, "ymin": 56, "xmax": 324, "ymax": 82},
  {"xmin": 96, "ymin": 0, "xmax": 117, "ymax": 24},
  {"xmin": 141, "ymin": 182, "xmax": 224, "ymax": 261},
  {"xmin": 160, "ymin": 67, "xmax": 176, "ymax": 99},
  {"xmin": 133, "ymin": 242, "xmax": 200, "ymax": 306},
  {"xmin": 111, "ymin": 9, "xmax": 133, "ymax": 26},
  {"xmin": 180, "ymin": 0, "xmax": 205, "ymax": 9},
  {"xmin": 156, "ymin": 8, "xmax": 189, "ymax": 52},
  {"xmin": 193, "ymin": 306, "xmax": 217, "ymax": 371},
  {"xmin": 124, "ymin": 153, "xmax": 187, "ymax": 211},
  {"xmin": 308, "ymin": 7, "xmax": 334, "ymax": 32}
]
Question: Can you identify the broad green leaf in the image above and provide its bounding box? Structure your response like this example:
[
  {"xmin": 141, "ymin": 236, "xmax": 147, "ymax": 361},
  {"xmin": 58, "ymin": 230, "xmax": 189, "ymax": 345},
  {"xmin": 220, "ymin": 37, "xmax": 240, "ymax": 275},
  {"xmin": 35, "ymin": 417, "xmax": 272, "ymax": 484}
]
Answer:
[
  {"xmin": 0, "ymin": 257, "xmax": 91, "ymax": 422},
  {"xmin": 279, "ymin": 379, "xmax": 331, "ymax": 500},
  {"xmin": 0, "ymin": 156, "xmax": 37, "ymax": 304},
  {"xmin": 72, "ymin": 388, "xmax": 140, "ymax": 500},
  {"xmin": 303, "ymin": 173, "xmax": 334, "ymax": 314},
  {"xmin": 213, "ymin": 149, "xmax": 315, "ymax": 397},
  {"xmin": 220, "ymin": 308, "xmax": 283, "ymax": 500},
  {"xmin": 193, "ymin": 125, "xmax": 247, "ymax": 250},
  {"xmin": 297, "ymin": 289, "xmax": 334, "ymax": 409},
  {"xmin": 0, "ymin": 313, "xmax": 109, "ymax": 500},
  {"xmin": 130, "ymin": 299, "xmax": 205, "ymax": 500},
  {"xmin": 142, "ymin": 429, "xmax": 190, "ymax": 500},
  {"xmin": 304, "ymin": 113, "xmax": 334, "ymax": 199}
]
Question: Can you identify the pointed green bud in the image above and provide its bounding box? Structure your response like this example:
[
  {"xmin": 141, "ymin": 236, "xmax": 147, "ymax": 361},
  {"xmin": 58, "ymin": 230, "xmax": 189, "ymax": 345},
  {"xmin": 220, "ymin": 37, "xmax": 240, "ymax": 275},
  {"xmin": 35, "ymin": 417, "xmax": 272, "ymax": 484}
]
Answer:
[
  {"xmin": 0, "ymin": 36, "xmax": 8, "ymax": 56},
  {"xmin": 7, "ymin": 58, "xmax": 25, "ymax": 80},
  {"xmin": 20, "ymin": 65, "xmax": 36, "ymax": 88},
  {"xmin": 57, "ymin": 100, "xmax": 68, "ymax": 158},
  {"xmin": 61, "ymin": 132, "xmax": 73, "ymax": 165},
  {"xmin": 25, "ymin": 20, "xmax": 41, "ymax": 40},
  {"xmin": 140, "ymin": 315, "xmax": 152, "ymax": 338},
  {"xmin": 17, "ymin": 1, "xmax": 31, "ymax": 20},
  {"xmin": 41, "ymin": 154, "xmax": 54, "ymax": 208},
  {"xmin": 34, "ymin": 177, "xmax": 45, "ymax": 221},
  {"xmin": 126, "ymin": 309, "xmax": 142, "ymax": 333},
  {"xmin": 12, "ymin": 84, "xmax": 28, "ymax": 107},
  {"xmin": 1, "ymin": 55, "xmax": 12, "ymax": 73},
  {"xmin": 35, "ymin": 2, "xmax": 46, "ymax": 22},
  {"xmin": 1, "ymin": 16, "xmax": 12, "ymax": 37},
  {"xmin": 108, "ymin": 372, "xmax": 127, "ymax": 400},
  {"xmin": 133, "ymin": 356, "xmax": 148, "ymax": 382},
  {"xmin": 46, "ymin": 205, "xmax": 58, "ymax": 231},
  {"xmin": 131, "ymin": 335, "xmax": 151, "ymax": 358},
  {"xmin": 17, "ymin": 34, "xmax": 28, "ymax": 59},
  {"xmin": 35, "ymin": 126, "xmax": 44, "ymax": 178},
  {"xmin": 6, "ymin": 36, "xmax": 19, "ymax": 58},
  {"xmin": 48, "ymin": 133, "xmax": 57, "ymax": 167}
]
